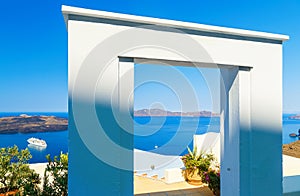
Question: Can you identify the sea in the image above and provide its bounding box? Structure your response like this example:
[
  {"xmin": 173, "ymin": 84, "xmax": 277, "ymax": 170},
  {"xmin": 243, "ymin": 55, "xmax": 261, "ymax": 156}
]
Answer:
[
  {"xmin": 0, "ymin": 112, "xmax": 68, "ymax": 163},
  {"xmin": 0, "ymin": 112, "xmax": 299, "ymax": 163}
]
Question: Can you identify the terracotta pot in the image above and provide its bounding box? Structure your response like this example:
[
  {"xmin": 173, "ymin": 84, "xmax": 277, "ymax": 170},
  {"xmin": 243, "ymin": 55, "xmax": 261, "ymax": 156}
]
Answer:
[
  {"xmin": 185, "ymin": 168, "xmax": 203, "ymax": 185},
  {"xmin": 0, "ymin": 190, "xmax": 19, "ymax": 196}
]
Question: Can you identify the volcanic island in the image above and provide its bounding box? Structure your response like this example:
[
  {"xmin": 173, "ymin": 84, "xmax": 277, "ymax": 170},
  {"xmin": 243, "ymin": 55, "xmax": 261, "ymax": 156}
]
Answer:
[{"xmin": 0, "ymin": 114, "xmax": 68, "ymax": 134}]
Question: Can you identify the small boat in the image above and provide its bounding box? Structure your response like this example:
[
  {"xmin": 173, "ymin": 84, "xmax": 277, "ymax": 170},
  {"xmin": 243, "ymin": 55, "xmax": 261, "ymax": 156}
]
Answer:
[
  {"xmin": 27, "ymin": 137, "xmax": 47, "ymax": 147},
  {"xmin": 289, "ymin": 133, "xmax": 297, "ymax": 137}
]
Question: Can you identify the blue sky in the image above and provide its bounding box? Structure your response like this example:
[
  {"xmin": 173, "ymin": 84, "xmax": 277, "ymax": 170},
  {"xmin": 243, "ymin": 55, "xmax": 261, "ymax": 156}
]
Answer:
[
  {"xmin": 0, "ymin": 0, "xmax": 299, "ymax": 113},
  {"xmin": 135, "ymin": 64, "xmax": 220, "ymax": 112}
]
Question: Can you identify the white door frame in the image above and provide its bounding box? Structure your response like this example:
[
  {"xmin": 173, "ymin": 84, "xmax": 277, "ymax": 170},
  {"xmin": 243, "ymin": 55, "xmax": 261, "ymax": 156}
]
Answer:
[{"xmin": 119, "ymin": 56, "xmax": 251, "ymax": 196}]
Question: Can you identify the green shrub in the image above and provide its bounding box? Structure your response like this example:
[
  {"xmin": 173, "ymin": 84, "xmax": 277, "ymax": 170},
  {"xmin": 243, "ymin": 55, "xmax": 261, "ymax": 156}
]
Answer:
[
  {"xmin": 42, "ymin": 152, "xmax": 68, "ymax": 196},
  {"xmin": 0, "ymin": 145, "xmax": 41, "ymax": 195},
  {"xmin": 0, "ymin": 146, "xmax": 69, "ymax": 196}
]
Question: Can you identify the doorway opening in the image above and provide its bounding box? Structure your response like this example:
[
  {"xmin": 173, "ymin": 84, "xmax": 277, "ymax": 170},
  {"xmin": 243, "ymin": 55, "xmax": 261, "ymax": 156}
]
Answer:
[{"xmin": 133, "ymin": 62, "xmax": 221, "ymax": 195}]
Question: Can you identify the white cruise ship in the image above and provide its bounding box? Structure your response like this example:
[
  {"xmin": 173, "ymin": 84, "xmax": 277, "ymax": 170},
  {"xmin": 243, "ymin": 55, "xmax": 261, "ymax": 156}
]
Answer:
[{"xmin": 27, "ymin": 137, "xmax": 47, "ymax": 147}]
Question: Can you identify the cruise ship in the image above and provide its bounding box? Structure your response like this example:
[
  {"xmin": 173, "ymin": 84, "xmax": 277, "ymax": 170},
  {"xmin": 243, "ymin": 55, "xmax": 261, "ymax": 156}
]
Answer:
[{"xmin": 27, "ymin": 137, "xmax": 47, "ymax": 147}]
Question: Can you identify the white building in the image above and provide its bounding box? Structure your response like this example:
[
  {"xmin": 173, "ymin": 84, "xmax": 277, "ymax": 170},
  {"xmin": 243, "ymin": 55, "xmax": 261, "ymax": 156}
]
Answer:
[{"xmin": 63, "ymin": 6, "xmax": 290, "ymax": 195}]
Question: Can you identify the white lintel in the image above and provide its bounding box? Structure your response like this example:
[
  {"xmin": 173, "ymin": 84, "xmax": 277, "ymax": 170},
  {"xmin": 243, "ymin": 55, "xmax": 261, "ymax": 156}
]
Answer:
[{"xmin": 62, "ymin": 5, "xmax": 289, "ymax": 42}]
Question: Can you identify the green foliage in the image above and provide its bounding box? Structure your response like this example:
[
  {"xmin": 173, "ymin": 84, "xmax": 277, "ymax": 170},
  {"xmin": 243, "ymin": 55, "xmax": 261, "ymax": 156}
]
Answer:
[
  {"xmin": 0, "ymin": 145, "xmax": 41, "ymax": 195},
  {"xmin": 201, "ymin": 168, "xmax": 220, "ymax": 195},
  {"xmin": 42, "ymin": 152, "xmax": 68, "ymax": 196},
  {"xmin": 181, "ymin": 146, "xmax": 214, "ymax": 173},
  {"xmin": 0, "ymin": 146, "xmax": 69, "ymax": 196},
  {"xmin": 20, "ymin": 171, "xmax": 41, "ymax": 196}
]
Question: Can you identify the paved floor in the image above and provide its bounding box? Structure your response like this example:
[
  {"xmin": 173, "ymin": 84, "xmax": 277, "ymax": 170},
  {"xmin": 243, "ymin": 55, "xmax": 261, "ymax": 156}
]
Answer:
[
  {"xmin": 134, "ymin": 176, "xmax": 214, "ymax": 196},
  {"xmin": 135, "ymin": 188, "xmax": 214, "ymax": 196},
  {"xmin": 134, "ymin": 155, "xmax": 300, "ymax": 195}
]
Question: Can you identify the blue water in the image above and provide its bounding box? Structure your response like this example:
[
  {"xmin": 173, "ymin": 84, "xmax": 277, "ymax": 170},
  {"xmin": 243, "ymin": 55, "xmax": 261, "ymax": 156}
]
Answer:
[
  {"xmin": 0, "ymin": 112, "xmax": 68, "ymax": 163},
  {"xmin": 134, "ymin": 116, "xmax": 220, "ymax": 156},
  {"xmin": 1, "ymin": 113, "xmax": 299, "ymax": 163},
  {"xmin": 134, "ymin": 114, "xmax": 300, "ymax": 156},
  {"xmin": 283, "ymin": 114, "xmax": 300, "ymax": 144}
]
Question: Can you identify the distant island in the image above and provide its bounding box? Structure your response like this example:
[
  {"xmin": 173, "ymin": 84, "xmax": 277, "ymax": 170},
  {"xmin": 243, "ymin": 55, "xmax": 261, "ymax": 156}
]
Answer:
[
  {"xmin": 0, "ymin": 114, "xmax": 68, "ymax": 134},
  {"xmin": 289, "ymin": 114, "xmax": 300, "ymax": 120},
  {"xmin": 134, "ymin": 109, "xmax": 219, "ymax": 117}
]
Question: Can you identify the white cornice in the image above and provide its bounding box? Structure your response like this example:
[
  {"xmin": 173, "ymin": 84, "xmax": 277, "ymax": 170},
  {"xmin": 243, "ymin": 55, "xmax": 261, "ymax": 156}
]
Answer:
[{"xmin": 62, "ymin": 5, "xmax": 289, "ymax": 42}]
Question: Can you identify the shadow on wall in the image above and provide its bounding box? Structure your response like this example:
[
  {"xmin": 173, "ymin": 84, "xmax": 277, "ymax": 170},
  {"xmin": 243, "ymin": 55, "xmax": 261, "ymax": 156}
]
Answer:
[
  {"xmin": 283, "ymin": 175, "xmax": 300, "ymax": 195},
  {"xmin": 69, "ymin": 98, "xmax": 133, "ymax": 195}
]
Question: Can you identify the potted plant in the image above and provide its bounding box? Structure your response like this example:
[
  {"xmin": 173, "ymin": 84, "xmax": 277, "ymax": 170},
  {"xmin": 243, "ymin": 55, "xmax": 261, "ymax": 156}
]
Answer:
[
  {"xmin": 201, "ymin": 167, "xmax": 220, "ymax": 196},
  {"xmin": 0, "ymin": 145, "xmax": 41, "ymax": 196},
  {"xmin": 181, "ymin": 147, "xmax": 214, "ymax": 185}
]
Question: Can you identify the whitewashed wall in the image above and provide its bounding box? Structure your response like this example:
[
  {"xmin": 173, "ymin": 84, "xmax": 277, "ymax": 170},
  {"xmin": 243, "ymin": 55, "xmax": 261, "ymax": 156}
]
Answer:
[{"xmin": 65, "ymin": 6, "xmax": 286, "ymax": 196}]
